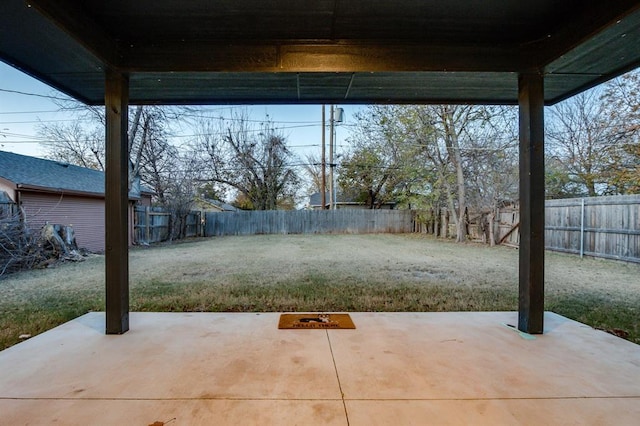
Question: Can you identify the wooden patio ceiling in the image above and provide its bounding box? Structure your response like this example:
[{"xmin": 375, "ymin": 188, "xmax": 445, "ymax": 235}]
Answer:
[{"xmin": 2, "ymin": 0, "xmax": 640, "ymax": 105}]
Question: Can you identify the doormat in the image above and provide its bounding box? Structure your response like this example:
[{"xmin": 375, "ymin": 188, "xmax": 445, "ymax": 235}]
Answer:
[{"xmin": 278, "ymin": 313, "xmax": 356, "ymax": 329}]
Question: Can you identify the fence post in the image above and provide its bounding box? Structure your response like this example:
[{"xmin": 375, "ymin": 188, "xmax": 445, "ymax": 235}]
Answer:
[
  {"xmin": 145, "ymin": 206, "xmax": 151, "ymax": 243},
  {"xmin": 580, "ymin": 198, "xmax": 585, "ymax": 259}
]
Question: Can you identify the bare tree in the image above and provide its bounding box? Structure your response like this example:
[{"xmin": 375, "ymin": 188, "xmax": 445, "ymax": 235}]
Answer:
[
  {"xmin": 547, "ymin": 91, "xmax": 612, "ymax": 197},
  {"xmin": 37, "ymin": 102, "xmax": 205, "ymax": 241},
  {"xmin": 37, "ymin": 112, "xmax": 105, "ymax": 170},
  {"xmin": 159, "ymin": 151, "xmax": 199, "ymax": 240},
  {"xmin": 463, "ymin": 106, "xmax": 519, "ymax": 210},
  {"xmin": 408, "ymin": 105, "xmax": 497, "ymax": 242},
  {"xmin": 601, "ymin": 70, "xmax": 640, "ymax": 194},
  {"xmin": 193, "ymin": 112, "xmax": 299, "ymax": 210},
  {"xmin": 300, "ymin": 153, "xmax": 323, "ymax": 197},
  {"xmin": 38, "ymin": 102, "xmax": 188, "ymax": 190}
]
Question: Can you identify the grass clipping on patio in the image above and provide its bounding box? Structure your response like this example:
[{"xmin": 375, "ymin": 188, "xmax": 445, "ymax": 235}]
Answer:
[{"xmin": 1, "ymin": 234, "xmax": 639, "ymax": 350}]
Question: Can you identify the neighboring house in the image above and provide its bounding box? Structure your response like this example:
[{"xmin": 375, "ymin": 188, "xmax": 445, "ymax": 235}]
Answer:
[
  {"xmin": 192, "ymin": 197, "xmax": 239, "ymax": 212},
  {"xmin": 308, "ymin": 192, "xmax": 397, "ymax": 210},
  {"xmin": 0, "ymin": 151, "xmax": 153, "ymax": 252}
]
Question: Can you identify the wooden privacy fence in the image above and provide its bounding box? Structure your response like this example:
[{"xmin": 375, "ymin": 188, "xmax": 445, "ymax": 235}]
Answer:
[
  {"xmin": 545, "ymin": 195, "xmax": 640, "ymax": 263},
  {"xmin": 204, "ymin": 209, "xmax": 415, "ymax": 237},
  {"xmin": 415, "ymin": 196, "xmax": 639, "ymax": 263},
  {"xmin": 413, "ymin": 206, "xmax": 521, "ymax": 245},
  {"xmin": 181, "ymin": 210, "xmax": 202, "ymax": 238},
  {"xmin": 134, "ymin": 206, "xmax": 170, "ymax": 244},
  {"xmin": 134, "ymin": 207, "xmax": 203, "ymax": 244}
]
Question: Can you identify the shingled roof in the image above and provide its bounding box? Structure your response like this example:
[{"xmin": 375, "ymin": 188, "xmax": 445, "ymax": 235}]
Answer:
[{"xmin": 0, "ymin": 151, "xmax": 151, "ymax": 198}]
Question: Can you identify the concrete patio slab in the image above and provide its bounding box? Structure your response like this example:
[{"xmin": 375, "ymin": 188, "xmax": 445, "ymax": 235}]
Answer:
[{"xmin": 0, "ymin": 312, "xmax": 638, "ymax": 425}]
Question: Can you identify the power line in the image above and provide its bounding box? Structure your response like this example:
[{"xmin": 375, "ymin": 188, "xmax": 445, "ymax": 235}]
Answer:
[
  {"xmin": 0, "ymin": 116, "xmax": 350, "ymax": 130},
  {"xmin": 0, "ymin": 123, "xmax": 329, "ymax": 142},
  {"xmin": 0, "ymin": 88, "xmax": 73, "ymax": 101},
  {"xmin": 0, "ymin": 109, "xmax": 75, "ymax": 115},
  {"xmin": 180, "ymin": 111, "xmax": 321, "ymax": 125},
  {"xmin": 0, "ymin": 118, "xmax": 93, "ymax": 125}
]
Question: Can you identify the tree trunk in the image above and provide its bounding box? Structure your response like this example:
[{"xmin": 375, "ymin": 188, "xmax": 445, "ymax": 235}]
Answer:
[
  {"xmin": 442, "ymin": 106, "xmax": 467, "ymax": 242},
  {"xmin": 442, "ymin": 209, "xmax": 449, "ymax": 238},
  {"xmin": 488, "ymin": 212, "xmax": 496, "ymax": 247}
]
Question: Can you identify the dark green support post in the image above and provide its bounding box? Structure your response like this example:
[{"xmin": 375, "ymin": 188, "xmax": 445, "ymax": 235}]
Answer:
[
  {"xmin": 518, "ymin": 72, "xmax": 545, "ymax": 334},
  {"xmin": 105, "ymin": 69, "xmax": 130, "ymax": 334}
]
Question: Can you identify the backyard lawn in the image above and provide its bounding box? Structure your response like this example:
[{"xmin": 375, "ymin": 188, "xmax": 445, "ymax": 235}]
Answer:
[{"xmin": 1, "ymin": 234, "xmax": 639, "ymax": 350}]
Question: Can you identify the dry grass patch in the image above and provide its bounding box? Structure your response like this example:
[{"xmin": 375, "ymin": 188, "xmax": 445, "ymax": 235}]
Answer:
[{"xmin": 1, "ymin": 234, "xmax": 639, "ymax": 350}]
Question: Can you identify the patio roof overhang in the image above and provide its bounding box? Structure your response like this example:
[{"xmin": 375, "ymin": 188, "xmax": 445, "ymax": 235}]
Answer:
[
  {"xmin": 1, "ymin": 1, "xmax": 640, "ymax": 106},
  {"xmin": 2, "ymin": 0, "xmax": 640, "ymax": 336}
]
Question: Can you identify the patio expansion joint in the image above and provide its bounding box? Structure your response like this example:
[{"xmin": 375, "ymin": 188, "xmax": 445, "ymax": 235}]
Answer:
[
  {"xmin": 339, "ymin": 396, "xmax": 640, "ymax": 402},
  {"xmin": 0, "ymin": 396, "xmax": 347, "ymax": 402},
  {"xmin": 326, "ymin": 329, "xmax": 350, "ymax": 426}
]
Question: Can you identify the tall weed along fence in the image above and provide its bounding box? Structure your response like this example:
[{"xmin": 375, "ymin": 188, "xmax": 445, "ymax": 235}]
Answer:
[{"xmin": 204, "ymin": 209, "xmax": 415, "ymax": 236}]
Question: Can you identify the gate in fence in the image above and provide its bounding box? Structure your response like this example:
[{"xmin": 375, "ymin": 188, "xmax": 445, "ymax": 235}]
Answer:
[
  {"xmin": 134, "ymin": 206, "xmax": 170, "ymax": 244},
  {"xmin": 134, "ymin": 206, "xmax": 203, "ymax": 244}
]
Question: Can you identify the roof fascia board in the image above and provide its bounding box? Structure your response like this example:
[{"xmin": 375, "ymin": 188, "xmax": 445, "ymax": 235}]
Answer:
[
  {"xmin": 545, "ymin": 58, "xmax": 640, "ymax": 105},
  {"xmin": 16, "ymin": 184, "xmax": 142, "ymax": 201},
  {"xmin": 17, "ymin": 184, "xmax": 104, "ymax": 199}
]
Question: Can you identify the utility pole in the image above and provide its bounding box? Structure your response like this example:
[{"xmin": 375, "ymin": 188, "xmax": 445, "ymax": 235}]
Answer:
[
  {"xmin": 321, "ymin": 105, "xmax": 326, "ymax": 209},
  {"xmin": 329, "ymin": 104, "xmax": 335, "ymax": 210},
  {"xmin": 329, "ymin": 106, "xmax": 344, "ymax": 210}
]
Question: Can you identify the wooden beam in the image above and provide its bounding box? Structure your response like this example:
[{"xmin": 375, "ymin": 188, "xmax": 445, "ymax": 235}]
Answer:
[
  {"xmin": 526, "ymin": 0, "xmax": 640, "ymax": 68},
  {"xmin": 122, "ymin": 41, "xmax": 529, "ymax": 73},
  {"xmin": 105, "ymin": 69, "xmax": 129, "ymax": 335},
  {"xmin": 518, "ymin": 72, "xmax": 545, "ymax": 334},
  {"xmin": 27, "ymin": 0, "xmax": 119, "ymax": 68}
]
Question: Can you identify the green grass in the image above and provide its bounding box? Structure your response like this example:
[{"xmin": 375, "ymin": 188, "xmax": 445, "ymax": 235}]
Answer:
[
  {"xmin": 1, "ymin": 234, "xmax": 638, "ymax": 350},
  {"xmin": 0, "ymin": 302, "xmax": 102, "ymax": 350},
  {"xmin": 129, "ymin": 277, "xmax": 518, "ymax": 313},
  {"xmin": 547, "ymin": 294, "xmax": 640, "ymax": 340}
]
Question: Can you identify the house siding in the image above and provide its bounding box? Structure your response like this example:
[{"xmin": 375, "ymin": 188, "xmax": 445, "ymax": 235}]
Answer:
[
  {"xmin": 0, "ymin": 178, "xmax": 17, "ymax": 202},
  {"xmin": 20, "ymin": 192, "xmax": 106, "ymax": 252}
]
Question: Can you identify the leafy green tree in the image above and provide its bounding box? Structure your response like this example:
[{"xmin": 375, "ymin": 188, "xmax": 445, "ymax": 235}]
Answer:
[
  {"xmin": 344, "ymin": 104, "xmax": 517, "ymax": 241},
  {"xmin": 338, "ymin": 147, "xmax": 390, "ymax": 208},
  {"xmin": 544, "ymin": 157, "xmax": 587, "ymax": 199},
  {"xmin": 340, "ymin": 106, "xmax": 431, "ymax": 209}
]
